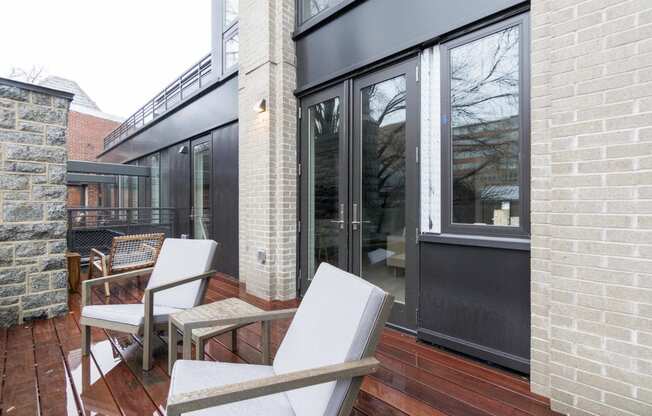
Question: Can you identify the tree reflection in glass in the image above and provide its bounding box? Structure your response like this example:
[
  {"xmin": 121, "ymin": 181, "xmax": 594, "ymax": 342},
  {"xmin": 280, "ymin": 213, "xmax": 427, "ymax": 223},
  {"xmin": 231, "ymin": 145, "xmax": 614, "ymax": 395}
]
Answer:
[
  {"xmin": 361, "ymin": 75, "xmax": 407, "ymax": 304},
  {"xmin": 450, "ymin": 26, "xmax": 521, "ymax": 227},
  {"xmin": 308, "ymin": 97, "xmax": 341, "ymax": 277}
]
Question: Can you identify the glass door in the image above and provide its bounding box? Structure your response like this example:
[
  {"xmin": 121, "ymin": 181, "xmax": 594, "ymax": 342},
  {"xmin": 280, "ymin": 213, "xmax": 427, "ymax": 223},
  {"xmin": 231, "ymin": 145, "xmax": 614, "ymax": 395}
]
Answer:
[
  {"xmin": 352, "ymin": 59, "xmax": 419, "ymax": 329},
  {"xmin": 191, "ymin": 137, "xmax": 212, "ymax": 239},
  {"xmin": 299, "ymin": 58, "xmax": 419, "ymax": 329},
  {"xmin": 299, "ymin": 84, "xmax": 348, "ymax": 294}
]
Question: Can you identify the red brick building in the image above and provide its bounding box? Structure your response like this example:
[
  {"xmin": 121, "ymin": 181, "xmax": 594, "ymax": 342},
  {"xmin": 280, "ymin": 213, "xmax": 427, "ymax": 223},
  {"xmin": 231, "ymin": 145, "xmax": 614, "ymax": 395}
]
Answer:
[{"xmin": 39, "ymin": 77, "xmax": 123, "ymax": 207}]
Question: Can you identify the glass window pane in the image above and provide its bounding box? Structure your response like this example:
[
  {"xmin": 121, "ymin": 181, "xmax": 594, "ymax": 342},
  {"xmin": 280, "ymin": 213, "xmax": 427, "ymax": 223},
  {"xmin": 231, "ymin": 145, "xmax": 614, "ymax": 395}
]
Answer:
[
  {"xmin": 224, "ymin": 0, "xmax": 238, "ymax": 28},
  {"xmin": 301, "ymin": 0, "xmax": 330, "ymax": 22},
  {"xmin": 449, "ymin": 26, "xmax": 521, "ymax": 227},
  {"xmin": 224, "ymin": 32, "xmax": 239, "ymax": 70},
  {"xmin": 193, "ymin": 143, "xmax": 211, "ymax": 239},
  {"xmin": 308, "ymin": 97, "xmax": 341, "ymax": 277},
  {"xmin": 360, "ymin": 75, "xmax": 407, "ymax": 304}
]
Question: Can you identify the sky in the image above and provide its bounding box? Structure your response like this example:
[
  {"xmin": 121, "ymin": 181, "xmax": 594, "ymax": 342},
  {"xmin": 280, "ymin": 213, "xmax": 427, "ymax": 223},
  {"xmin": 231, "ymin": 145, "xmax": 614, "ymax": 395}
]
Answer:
[{"xmin": 0, "ymin": 0, "xmax": 211, "ymax": 118}]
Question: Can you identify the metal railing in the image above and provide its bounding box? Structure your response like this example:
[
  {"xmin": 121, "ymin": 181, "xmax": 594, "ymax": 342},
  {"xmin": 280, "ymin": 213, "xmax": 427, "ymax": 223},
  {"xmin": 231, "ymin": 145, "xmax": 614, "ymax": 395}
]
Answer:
[
  {"xmin": 67, "ymin": 207, "xmax": 177, "ymax": 259},
  {"xmin": 103, "ymin": 53, "xmax": 213, "ymax": 150}
]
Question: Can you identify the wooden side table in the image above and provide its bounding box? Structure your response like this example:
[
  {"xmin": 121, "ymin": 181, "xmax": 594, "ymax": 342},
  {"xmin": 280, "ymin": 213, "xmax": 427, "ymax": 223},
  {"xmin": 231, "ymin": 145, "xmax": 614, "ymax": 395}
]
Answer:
[
  {"xmin": 168, "ymin": 298, "xmax": 269, "ymax": 373},
  {"xmin": 65, "ymin": 252, "xmax": 81, "ymax": 293}
]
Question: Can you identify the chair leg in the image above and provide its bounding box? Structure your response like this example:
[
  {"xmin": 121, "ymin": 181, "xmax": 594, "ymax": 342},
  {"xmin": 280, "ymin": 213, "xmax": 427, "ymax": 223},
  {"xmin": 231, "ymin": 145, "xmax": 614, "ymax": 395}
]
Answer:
[
  {"xmin": 195, "ymin": 338, "xmax": 205, "ymax": 360},
  {"xmin": 231, "ymin": 329, "xmax": 238, "ymax": 353},
  {"xmin": 261, "ymin": 321, "xmax": 271, "ymax": 365},
  {"xmin": 143, "ymin": 321, "xmax": 153, "ymax": 371},
  {"xmin": 81, "ymin": 324, "xmax": 91, "ymax": 355},
  {"xmin": 168, "ymin": 320, "xmax": 178, "ymax": 375},
  {"xmin": 104, "ymin": 281, "xmax": 110, "ymax": 297}
]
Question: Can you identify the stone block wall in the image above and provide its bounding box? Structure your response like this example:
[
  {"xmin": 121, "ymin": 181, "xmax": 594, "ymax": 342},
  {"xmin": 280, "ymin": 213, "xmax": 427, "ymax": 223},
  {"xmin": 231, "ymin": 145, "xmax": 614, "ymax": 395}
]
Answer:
[
  {"xmin": 0, "ymin": 78, "xmax": 72, "ymax": 327},
  {"xmin": 531, "ymin": 1, "xmax": 652, "ymax": 414},
  {"xmin": 239, "ymin": 0, "xmax": 297, "ymax": 300}
]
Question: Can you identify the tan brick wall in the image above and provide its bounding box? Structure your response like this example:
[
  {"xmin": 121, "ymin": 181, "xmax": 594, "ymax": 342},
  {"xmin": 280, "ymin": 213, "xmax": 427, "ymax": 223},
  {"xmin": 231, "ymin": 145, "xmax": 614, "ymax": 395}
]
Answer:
[
  {"xmin": 238, "ymin": 0, "xmax": 297, "ymax": 300},
  {"xmin": 531, "ymin": 0, "xmax": 652, "ymax": 414}
]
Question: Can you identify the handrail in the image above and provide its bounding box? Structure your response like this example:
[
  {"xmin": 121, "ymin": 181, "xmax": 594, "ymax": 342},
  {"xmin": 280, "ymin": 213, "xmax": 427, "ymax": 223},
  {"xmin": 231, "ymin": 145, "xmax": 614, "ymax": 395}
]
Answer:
[{"xmin": 103, "ymin": 53, "xmax": 213, "ymax": 150}]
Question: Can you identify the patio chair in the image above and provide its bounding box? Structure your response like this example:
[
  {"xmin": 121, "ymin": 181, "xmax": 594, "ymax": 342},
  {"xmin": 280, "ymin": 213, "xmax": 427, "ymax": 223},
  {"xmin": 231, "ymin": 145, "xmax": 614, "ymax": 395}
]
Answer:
[
  {"xmin": 80, "ymin": 238, "xmax": 218, "ymax": 371},
  {"xmin": 165, "ymin": 263, "xmax": 393, "ymax": 416},
  {"xmin": 88, "ymin": 233, "xmax": 165, "ymax": 297}
]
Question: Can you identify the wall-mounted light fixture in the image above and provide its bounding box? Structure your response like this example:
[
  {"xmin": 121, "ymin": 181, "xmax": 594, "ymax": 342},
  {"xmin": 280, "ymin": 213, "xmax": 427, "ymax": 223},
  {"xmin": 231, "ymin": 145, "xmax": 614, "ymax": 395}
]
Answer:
[{"xmin": 254, "ymin": 98, "xmax": 267, "ymax": 113}]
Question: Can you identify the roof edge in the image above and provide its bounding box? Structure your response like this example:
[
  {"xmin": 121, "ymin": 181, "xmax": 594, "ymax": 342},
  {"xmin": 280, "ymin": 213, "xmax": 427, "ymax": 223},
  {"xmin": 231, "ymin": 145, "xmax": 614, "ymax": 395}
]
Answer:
[{"xmin": 0, "ymin": 77, "xmax": 74, "ymax": 101}]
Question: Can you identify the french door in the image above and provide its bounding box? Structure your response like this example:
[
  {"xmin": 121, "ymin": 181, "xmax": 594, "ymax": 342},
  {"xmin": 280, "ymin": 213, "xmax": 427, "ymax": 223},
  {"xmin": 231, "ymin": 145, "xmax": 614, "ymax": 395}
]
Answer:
[
  {"xmin": 299, "ymin": 58, "xmax": 419, "ymax": 329},
  {"xmin": 191, "ymin": 135, "xmax": 212, "ymax": 240}
]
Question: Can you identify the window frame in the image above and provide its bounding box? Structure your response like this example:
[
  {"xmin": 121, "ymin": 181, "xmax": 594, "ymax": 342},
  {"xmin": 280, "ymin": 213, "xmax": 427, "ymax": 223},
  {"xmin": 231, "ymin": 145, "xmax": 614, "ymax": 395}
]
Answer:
[
  {"xmin": 222, "ymin": 25, "xmax": 239, "ymax": 72},
  {"xmin": 440, "ymin": 13, "xmax": 530, "ymax": 239}
]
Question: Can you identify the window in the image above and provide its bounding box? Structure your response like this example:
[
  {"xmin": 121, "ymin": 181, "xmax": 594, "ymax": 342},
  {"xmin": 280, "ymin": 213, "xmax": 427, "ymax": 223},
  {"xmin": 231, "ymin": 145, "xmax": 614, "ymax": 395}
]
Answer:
[
  {"xmin": 224, "ymin": 31, "xmax": 239, "ymax": 70},
  {"xmin": 440, "ymin": 16, "xmax": 529, "ymax": 236},
  {"xmin": 221, "ymin": 0, "xmax": 239, "ymax": 72},
  {"xmin": 224, "ymin": 0, "xmax": 238, "ymax": 28},
  {"xmin": 299, "ymin": 0, "xmax": 344, "ymax": 24}
]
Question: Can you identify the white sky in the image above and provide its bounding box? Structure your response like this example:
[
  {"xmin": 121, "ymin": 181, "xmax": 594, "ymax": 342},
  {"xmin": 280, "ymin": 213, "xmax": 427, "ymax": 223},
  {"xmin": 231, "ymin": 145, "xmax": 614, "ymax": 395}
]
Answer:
[{"xmin": 0, "ymin": 0, "xmax": 211, "ymax": 118}]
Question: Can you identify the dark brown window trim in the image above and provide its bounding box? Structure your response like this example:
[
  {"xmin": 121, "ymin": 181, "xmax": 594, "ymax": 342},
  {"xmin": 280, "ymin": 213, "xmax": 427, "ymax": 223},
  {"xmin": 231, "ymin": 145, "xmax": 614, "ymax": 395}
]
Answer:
[{"xmin": 440, "ymin": 12, "xmax": 531, "ymax": 239}]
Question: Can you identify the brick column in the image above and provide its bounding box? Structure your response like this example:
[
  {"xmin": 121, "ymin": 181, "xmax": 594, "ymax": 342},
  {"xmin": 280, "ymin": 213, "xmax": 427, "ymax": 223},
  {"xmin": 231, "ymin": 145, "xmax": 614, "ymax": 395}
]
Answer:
[
  {"xmin": 0, "ymin": 79, "xmax": 72, "ymax": 326},
  {"xmin": 531, "ymin": 1, "xmax": 652, "ymax": 414},
  {"xmin": 238, "ymin": 0, "xmax": 297, "ymax": 300}
]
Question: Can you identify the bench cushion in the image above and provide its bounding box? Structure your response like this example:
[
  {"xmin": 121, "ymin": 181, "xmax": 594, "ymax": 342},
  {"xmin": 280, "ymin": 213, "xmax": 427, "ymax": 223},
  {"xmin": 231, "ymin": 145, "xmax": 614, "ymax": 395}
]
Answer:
[
  {"xmin": 81, "ymin": 303, "xmax": 181, "ymax": 327},
  {"xmin": 169, "ymin": 360, "xmax": 295, "ymax": 416},
  {"xmin": 144, "ymin": 238, "xmax": 217, "ymax": 309},
  {"xmin": 273, "ymin": 263, "xmax": 386, "ymax": 416}
]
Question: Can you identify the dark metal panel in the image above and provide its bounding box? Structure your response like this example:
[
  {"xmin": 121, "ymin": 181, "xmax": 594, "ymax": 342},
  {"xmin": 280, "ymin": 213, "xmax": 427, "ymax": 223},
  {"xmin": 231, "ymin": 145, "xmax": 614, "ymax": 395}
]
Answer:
[
  {"xmin": 67, "ymin": 160, "xmax": 150, "ymax": 177},
  {"xmin": 295, "ymin": 0, "xmax": 526, "ymax": 90},
  {"xmin": 418, "ymin": 241, "xmax": 530, "ymax": 373},
  {"xmin": 97, "ymin": 76, "xmax": 239, "ymax": 164},
  {"xmin": 211, "ymin": 123, "xmax": 239, "ymax": 278},
  {"xmin": 168, "ymin": 141, "xmax": 192, "ymax": 237},
  {"xmin": 66, "ymin": 174, "xmax": 116, "ymax": 185}
]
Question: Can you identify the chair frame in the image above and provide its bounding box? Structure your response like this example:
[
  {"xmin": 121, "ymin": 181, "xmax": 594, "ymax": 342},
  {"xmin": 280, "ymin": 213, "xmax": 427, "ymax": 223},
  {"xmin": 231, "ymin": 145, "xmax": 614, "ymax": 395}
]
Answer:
[
  {"xmin": 88, "ymin": 233, "xmax": 165, "ymax": 297},
  {"xmin": 166, "ymin": 293, "xmax": 394, "ymax": 416},
  {"xmin": 80, "ymin": 267, "xmax": 216, "ymax": 371}
]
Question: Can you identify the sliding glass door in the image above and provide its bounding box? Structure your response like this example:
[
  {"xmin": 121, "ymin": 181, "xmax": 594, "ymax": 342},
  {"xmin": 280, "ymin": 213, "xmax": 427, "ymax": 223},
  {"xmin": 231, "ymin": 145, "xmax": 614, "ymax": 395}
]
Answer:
[{"xmin": 300, "ymin": 58, "xmax": 419, "ymax": 329}]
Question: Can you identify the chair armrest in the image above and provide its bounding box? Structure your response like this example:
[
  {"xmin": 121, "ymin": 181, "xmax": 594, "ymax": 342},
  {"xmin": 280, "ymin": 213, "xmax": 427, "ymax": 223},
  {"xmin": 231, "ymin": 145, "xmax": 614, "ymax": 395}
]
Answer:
[
  {"xmin": 90, "ymin": 248, "xmax": 107, "ymax": 260},
  {"xmin": 177, "ymin": 308, "xmax": 298, "ymax": 332},
  {"xmin": 145, "ymin": 270, "xmax": 216, "ymax": 294},
  {"xmin": 81, "ymin": 267, "xmax": 154, "ymax": 306},
  {"xmin": 166, "ymin": 357, "xmax": 379, "ymax": 416}
]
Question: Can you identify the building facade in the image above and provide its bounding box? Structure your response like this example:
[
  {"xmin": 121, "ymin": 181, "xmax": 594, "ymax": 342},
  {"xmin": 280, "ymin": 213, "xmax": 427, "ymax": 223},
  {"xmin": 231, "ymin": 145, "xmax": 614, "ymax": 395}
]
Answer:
[{"xmin": 97, "ymin": 1, "xmax": 652, "ymax": 414}]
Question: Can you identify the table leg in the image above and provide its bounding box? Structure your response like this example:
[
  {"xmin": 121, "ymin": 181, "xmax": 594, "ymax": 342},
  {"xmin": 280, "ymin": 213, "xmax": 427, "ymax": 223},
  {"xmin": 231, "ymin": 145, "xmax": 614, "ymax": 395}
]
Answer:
[
  {"xmin": 261, "ymin": 321, "xmax": 271, "ymax": 365},
  {"xmin": 195, "ymin": 338, "xmax": 205, "ymax": 360},
  {"xmin": 168, "ymin": 320, "xmax": 178, "ymax": 375},
  {"xmin": 183, "ymin": 325, "xmax": 193, "ymax": 360}
]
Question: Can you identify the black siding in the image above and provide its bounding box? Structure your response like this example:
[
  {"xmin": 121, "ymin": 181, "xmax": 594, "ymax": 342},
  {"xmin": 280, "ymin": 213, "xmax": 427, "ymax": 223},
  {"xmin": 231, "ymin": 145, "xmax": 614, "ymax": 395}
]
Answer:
[
  {"xmin": 295, "ymin": 0, "xmax": 526, "ymax": 91},
  {"xmin": 418, "ymin": 242, "xmax": 530, "ymax": 373}
]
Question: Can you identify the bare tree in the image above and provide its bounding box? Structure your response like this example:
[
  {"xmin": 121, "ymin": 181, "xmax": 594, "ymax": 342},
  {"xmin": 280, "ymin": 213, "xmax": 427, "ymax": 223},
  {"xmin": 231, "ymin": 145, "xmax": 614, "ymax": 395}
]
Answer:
[{"xmin": 7, "ymin": 65, "xmax": 47, "ymax": 84}]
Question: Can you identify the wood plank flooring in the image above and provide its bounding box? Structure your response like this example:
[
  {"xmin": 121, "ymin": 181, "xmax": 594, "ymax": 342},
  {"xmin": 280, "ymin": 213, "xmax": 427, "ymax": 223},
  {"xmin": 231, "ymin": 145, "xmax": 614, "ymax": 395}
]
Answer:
[{"xmin": 0, "ymin": 274, "xmax": 561, "ymax": 415}]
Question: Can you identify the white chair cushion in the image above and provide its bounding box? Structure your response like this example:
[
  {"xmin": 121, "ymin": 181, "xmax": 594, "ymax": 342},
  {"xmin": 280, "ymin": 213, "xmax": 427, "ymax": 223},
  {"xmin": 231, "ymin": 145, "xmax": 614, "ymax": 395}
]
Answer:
[
  {"xmin": 144, "ymin": 238, "xmax": 218, "ymax": 309},
  {"xmin": 273, "ymin": 263, "xmax": 386, "ymax": 416},
  {"xmin": 169, "ymin": 360, "xmax": 295, "ymax": 416},
  {"xmin": 81, "ymin": 303, "xmax": 181, "ymax": 327}
]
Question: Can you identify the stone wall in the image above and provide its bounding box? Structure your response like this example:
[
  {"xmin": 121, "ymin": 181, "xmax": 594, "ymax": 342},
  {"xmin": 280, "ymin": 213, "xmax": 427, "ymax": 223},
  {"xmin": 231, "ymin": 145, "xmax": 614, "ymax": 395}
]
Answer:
[
  {"xmin": 530, "ymin": 1, "xmax": 652, "ymax": 414},
  {"xmin": 0, "ymin": 78, "xmax": 72, "ymax": 327},
  {"xmin": 238, "ymin": 0, "xmax": 297, "ymax": 300}
]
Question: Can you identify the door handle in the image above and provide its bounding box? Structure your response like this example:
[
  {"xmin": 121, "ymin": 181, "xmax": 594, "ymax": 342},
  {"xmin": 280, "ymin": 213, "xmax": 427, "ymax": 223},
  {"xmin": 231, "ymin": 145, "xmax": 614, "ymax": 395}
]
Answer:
[
  {"xmin": 329, "ymin": 203, "xmax": 345, "ymax": 230},
  {"xmin": 351, "ymin": 203, "xmax": 370, "ymax": 230}
]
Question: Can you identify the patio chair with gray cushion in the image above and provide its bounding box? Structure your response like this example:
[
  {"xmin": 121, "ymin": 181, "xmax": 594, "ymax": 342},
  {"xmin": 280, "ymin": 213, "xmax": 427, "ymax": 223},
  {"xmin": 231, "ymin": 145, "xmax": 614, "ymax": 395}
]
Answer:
[
  {"xmin": 80, "ymin": 238, "xmax": 218, "ymax": 371},
  {"xmin": 88, "ymin": 233, "xmax": 165, "ymax": 297},
  {"xmin": 165, "ymin": 262, "xmax": 393, "ymax": 416}
]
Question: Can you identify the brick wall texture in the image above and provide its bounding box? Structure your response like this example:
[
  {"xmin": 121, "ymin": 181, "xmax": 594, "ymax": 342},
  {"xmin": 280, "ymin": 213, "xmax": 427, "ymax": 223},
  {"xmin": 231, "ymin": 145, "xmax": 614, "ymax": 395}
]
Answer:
[
  {"xmin": 67, "ymin": 110, "xmax": 120, "ymax": 162},
  {"xmin": 238, "ymin": 0, "xmax": 297, "ymax": 301},
  {"xmin": 0, "ymin": 80, "xmax": 72, "ymax": 327},
  {"xmin": 531, "ymin": 0, "xmax": 652, "ymax": 414}
]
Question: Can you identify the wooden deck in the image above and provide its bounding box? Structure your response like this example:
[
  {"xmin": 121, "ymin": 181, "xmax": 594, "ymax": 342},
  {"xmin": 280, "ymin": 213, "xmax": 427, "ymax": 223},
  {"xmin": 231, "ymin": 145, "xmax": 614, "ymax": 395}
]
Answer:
[{"xmin": 0, "ymin": 274, "xmax": 561, "ymax": 416}]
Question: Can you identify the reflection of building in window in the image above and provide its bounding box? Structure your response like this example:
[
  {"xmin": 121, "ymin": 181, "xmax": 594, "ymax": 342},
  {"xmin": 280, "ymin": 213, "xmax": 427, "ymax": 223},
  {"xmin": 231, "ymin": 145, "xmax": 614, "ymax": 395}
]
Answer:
[{"xmin": 449, "ymin": 25, "xmax": 521, "ymax": 227}]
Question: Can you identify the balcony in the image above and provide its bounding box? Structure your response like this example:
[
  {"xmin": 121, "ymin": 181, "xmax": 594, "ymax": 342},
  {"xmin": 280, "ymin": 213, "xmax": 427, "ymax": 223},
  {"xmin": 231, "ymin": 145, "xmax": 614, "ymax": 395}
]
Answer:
[{"xmin": 103, "ymin": 53, "xmax": 213, "ymax": 150}]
